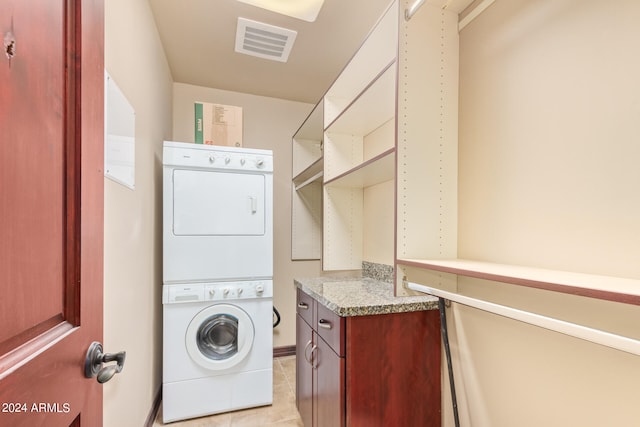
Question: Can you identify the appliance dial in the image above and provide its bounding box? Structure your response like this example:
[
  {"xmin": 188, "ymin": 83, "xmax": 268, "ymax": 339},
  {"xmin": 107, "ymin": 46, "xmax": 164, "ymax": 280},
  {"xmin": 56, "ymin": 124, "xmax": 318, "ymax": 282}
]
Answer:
[
  {"xmin": 209, "ymin": 289, "xmax": 215, "ymax": 297},
  {"xmin": 256, "ymin": 158, "xmax": 264, "ymax": 168},
  {"xmin": 255, "ymin": 284, "xmax": 264, "ymax": 295},
  {"xmin": 208, "ymin": 155, "xmax": 215, "ymax": 163},
  {"xmin": 225, "ymin": 157, "xmax": 231, "ymax": 164},
  {"xmin": 237, "ymin": 288, "xmax": 243, "ymax": 295},
  {"xmin": 223, "ymin": 288, "xmax": 230, "ymax": 297},
  {"xmin": 240, "ymin": 158, "xmax": 246, "ymax": 165}
]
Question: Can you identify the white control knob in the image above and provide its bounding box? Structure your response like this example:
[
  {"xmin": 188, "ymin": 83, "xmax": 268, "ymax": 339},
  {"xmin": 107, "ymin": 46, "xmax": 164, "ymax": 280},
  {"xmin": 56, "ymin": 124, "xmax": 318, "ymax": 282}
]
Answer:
[
  {"xmin": 237, "ymin": 288, "xmax": 243, "ymax": 295},
  {"xmin": 223, "ymin": 288, "xmax": 230, "ymax": 297},
  {"xmin": 255, "ymin": 284, "xmax": 264, "ymax": 295},
  {"xmin": 225, "ymin": 157, "xmax": 231, "ymax": 164},
  {"xmin": 256, "ymin": 158, "xmax": 264, "ymax": 168},
  {"xmin": 240, "ymin": 158, "xmax": 246, "ymax": 165},
  {"xmin": 208, "ymin": 155, "xmax": 215, "ymax": 163}
]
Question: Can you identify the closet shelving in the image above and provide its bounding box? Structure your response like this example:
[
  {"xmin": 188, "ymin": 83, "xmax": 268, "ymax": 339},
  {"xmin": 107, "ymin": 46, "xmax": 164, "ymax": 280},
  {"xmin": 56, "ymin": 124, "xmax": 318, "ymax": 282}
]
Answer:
[
  {"xmin": 323, "ymin": 2, "xmax": 398, "ymax": 128},
  {"xmin": 322, "ymin": 0, "xmax": 399, "ymax": 271},
  {"xmin": 324, "ymin": 148, "xmax": 395, "ymax": 188},
  {"xmin": 291, "ymin": 101, "xmax": 323, "ymax": 260},
  {"xmin": 293, "ymin": 157, "xmax": 323, "ymax": 191},
  {"xmin": 292, "ymin": 101, "xmax": 323, "ymax": 184},
  {"xmin": 323, "ymin": 62, "xmax": 396, "ymax": 183},
  {"xmin": 393, "ymin": 0, "xmax": 640, "ymax": 349},
  {"xmin": 397, "ymin": 259, "xmax": 640, "ymax": 306},
  {"xmin": 394, "ymin": 0, "xmax": 460, "ymax": 288}
]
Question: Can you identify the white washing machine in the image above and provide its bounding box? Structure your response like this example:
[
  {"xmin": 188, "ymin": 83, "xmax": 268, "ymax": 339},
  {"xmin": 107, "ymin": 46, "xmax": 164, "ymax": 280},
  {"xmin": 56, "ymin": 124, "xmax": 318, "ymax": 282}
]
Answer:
[{"xmin": 162, "ymin": 280, "xmax": 273, "ymax": 423}]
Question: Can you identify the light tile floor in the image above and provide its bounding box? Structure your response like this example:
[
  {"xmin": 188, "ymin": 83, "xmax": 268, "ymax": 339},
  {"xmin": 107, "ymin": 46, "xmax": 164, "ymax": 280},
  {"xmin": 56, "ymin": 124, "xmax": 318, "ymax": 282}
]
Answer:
[{"xmin": 154, "ymin": 356, "xmax": 303, "ymax": 426}]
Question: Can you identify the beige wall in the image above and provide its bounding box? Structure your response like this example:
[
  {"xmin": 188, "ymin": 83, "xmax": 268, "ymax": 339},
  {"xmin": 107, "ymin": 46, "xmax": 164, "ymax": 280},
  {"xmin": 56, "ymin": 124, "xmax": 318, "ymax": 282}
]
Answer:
[
  {"xmin": 104, "ymin": 0, "xmax": 173, "ymax": 425},
  {"xmin": 172, "ymin": 83, "xmax": 322, "ymax": 348},
  {"xmin": 453, "ymin": 1, "xmax": 640, "ymax": 425}
]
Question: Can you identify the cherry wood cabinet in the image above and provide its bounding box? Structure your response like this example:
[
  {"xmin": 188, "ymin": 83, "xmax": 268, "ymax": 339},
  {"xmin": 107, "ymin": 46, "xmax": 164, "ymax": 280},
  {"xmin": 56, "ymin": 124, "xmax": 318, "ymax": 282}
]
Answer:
[
  {"xmin": 296, "ymin": 288, "xmax": 441, "ymax": 427},
  {"xmin": 314, "ymin": 327, "xmax": 345, "ymax": 427},
  {"xmin": 296, "ymin": 315, "xmax": 314, "ymax": 427},
  {"xmin": 296, "ymin": 289, "xmax": 346, "ymax": 427}
]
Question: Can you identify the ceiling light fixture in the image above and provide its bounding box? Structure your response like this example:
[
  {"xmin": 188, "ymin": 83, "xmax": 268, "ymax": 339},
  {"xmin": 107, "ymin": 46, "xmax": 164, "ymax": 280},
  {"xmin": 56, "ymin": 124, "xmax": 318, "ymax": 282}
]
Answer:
[{"xmin": 236, "ymin": 0, "xmax": 325, "ymax": 22}]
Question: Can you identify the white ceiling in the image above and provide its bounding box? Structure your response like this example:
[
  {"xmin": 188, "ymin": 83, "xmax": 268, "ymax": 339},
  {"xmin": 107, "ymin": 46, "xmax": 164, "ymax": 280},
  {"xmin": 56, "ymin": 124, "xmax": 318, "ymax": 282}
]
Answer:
[{"xmin": 148, "ymin": 0, "xmax": 394, "ymax": 104}]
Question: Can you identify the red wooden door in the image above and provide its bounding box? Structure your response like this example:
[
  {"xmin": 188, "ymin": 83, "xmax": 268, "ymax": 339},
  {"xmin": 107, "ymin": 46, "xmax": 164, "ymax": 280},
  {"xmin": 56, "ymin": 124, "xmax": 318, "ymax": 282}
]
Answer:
[{"xmin": 0, "ymin": 0, "xmax": 105, "ymax": 426}]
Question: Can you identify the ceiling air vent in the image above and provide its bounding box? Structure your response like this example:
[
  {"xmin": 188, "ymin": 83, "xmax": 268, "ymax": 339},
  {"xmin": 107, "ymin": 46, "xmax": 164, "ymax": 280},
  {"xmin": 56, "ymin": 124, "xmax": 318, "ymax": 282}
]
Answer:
[{"xmin": 235, "ymin": 17, "xmax": 297, "ymax": 63}]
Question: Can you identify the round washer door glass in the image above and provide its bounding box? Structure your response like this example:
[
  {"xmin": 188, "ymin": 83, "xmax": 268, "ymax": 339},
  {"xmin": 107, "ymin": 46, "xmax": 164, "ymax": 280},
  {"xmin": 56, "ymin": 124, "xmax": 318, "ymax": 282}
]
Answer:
[{"xmin": 186, "ymin": 304, "xmax": 255, "ymax": 371}]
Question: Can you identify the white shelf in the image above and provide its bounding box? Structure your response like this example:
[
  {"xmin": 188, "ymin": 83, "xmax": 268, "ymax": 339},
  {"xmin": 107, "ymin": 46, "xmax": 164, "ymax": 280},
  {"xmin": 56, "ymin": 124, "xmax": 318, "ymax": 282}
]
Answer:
[
  {"xmin": 292, "ymin": 100, "xmax": 323, "ymax": 261},
  {"xmin": 325, "ymin": 62, "xmax": 396, "ymax": 134},
  {"xmin": 323, "ymin": 63, "xmax": 396, "ymax": 183},
  {"xmin": 397, "ymin": 258, "xmax": 640, "ymax": 305},
  {"xmin": 293, "ymin": 157, "xmax": 323, "ymax": 189},
  {"xmin": 294, "ymin": 101, "xmax": 323, "ymax": 141},
  {"xmin": 324, "ymin": 0, "xmax": 398, "ymax": 127},
  {"xmin": 293, "ymin": 101, "xmax": 323, "ymax": 178},
  {"xmin": 295, "ymin": 171, "xmax": 323, "ymax": 191},
  {"xmin": 293, "ymin": 1, "xmax": 400, "ymax": 270},
  {"xmin": 325, "ymin": 148, "xmax": 394, "ymax": 188}
]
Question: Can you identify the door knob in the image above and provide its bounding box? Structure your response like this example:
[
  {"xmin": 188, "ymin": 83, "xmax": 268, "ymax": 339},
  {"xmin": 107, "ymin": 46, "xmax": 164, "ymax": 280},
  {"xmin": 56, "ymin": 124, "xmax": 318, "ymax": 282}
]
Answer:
[{"xmin": 84, "ymin": 341, "xmax": 126, "ymax": 384}]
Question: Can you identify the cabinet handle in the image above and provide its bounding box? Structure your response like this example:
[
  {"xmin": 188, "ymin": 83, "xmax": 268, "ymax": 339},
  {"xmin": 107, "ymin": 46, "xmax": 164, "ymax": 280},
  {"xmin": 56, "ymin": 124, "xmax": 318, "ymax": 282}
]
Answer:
[
  {"xmin": 310, "ymin": 344, "xmax": 318, "ymax": 369},
  {"xmin": 318, "ymin": 319, "xmax": 332, "ymax": 329},
  {"xmin": 297, "ymin": 302, "xmax": 309, "ymax": 310},
  {"xmin": 303, "ymin": 340, "xmax": 313, "ymax": 364}
]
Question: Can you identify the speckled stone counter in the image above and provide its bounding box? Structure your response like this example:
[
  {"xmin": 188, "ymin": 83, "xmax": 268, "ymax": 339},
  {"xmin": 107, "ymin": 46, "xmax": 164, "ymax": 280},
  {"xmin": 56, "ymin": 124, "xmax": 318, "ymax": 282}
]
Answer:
[{"xmin": 294, "ymin": 276, "xmax": 439, "ymax": 317}]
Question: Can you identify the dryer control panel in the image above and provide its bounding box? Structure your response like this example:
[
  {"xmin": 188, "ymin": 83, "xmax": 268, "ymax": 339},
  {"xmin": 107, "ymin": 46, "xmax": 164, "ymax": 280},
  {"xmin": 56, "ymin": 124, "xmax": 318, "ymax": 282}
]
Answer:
[
  {"xmin": 163, "ymin": 141, "xmax": 273, "ymax": 172},
  {"xmin": 163, "ymin": 280, "xmax": 273, "ymax": 304}
]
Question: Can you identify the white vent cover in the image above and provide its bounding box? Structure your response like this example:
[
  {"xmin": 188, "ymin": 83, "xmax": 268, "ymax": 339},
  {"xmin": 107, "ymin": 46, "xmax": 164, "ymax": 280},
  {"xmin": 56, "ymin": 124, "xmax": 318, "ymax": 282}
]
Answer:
[{"xmin": 235, "ymin": 17, "xmax": 297, "ymax": 62}]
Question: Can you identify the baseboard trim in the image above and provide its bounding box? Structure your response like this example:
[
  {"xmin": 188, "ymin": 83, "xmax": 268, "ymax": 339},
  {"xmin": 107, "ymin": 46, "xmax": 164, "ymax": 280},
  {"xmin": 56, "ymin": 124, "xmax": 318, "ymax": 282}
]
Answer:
[
  {"xmin": 144, "ymin": 386, "xmax": 162, "ymax": 427},
  {"xmin": 273, "ymin": 345, "xmax": 296, "ymax": 358}
]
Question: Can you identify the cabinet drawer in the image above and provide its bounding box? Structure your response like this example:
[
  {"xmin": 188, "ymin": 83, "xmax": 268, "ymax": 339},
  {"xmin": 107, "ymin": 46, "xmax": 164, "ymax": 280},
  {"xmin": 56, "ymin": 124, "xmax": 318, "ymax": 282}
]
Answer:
[
  {"xmin": 296, "ymin": 288, "xmax": 315, "ymax": 326},
  {"xmin": 316, "ymin": 303, "xmax": 345, "ymax": 356}
]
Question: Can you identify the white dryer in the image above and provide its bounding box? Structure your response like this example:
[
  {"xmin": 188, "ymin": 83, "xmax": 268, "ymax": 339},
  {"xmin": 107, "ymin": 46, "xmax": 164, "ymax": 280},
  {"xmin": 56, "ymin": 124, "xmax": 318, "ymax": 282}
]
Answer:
[
  {"xmin": 162, "ymin": 280, "xmax": 273, "ymax": 423},
  {"xmin": 163, "ymin": 141, "xmax": 273, "ymax": 283}
]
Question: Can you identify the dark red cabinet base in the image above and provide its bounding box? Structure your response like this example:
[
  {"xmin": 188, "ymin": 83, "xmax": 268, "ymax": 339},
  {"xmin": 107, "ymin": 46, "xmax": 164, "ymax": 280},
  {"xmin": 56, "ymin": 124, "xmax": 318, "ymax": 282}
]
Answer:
[{"xmin": 296, "ymin": 289, "xmax": 441, "ymax": 427}]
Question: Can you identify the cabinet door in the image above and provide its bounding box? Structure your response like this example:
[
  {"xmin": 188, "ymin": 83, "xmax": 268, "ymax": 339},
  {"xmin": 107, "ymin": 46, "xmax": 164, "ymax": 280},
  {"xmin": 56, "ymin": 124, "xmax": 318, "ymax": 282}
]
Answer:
[
  {"xmin": 315, "ymin": 335, "xmax": 345, "ymax": 427},
  {"xmin": 296, "ymin": 315, "xmax": 314, "ymax": 426}
]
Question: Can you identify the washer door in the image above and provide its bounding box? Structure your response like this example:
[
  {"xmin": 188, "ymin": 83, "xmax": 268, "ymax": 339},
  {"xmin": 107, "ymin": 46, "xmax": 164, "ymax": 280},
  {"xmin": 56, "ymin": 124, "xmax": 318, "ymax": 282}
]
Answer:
[{"xmin": 185, "ymin": 304, "xmax": 255, "ymax": 371}]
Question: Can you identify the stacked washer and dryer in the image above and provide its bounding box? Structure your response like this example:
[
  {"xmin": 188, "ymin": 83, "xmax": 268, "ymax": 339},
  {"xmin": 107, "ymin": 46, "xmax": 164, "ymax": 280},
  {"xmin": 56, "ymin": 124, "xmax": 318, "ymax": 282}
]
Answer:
[{"xmin": 162, "ymin": 141, "xmax": 274, "ymax": 423}]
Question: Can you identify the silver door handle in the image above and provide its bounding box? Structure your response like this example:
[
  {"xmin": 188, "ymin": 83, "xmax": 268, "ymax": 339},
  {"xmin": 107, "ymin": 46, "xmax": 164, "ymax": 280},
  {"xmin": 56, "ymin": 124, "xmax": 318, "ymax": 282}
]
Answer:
[
  {"xmin": 303, "ymin": 340, "xmax": 313, "ymax": 364},
  {"xmin": 297, "ymin": 302, "xmax": 309, "ymax": 310},
  {"xmin": 249, "ymin": 196, "xmax": 257, "ymax": 214},
  {"xmin": 310, "ymin": 344, "xmax": 318, "ymax": 369},
  {"xmin": 318, "ymin": 319, "xmax": 332, "ymax": 330},
  {"xmin": 84, "ymin": 342, "xmax": 126, "ymax": 384}
]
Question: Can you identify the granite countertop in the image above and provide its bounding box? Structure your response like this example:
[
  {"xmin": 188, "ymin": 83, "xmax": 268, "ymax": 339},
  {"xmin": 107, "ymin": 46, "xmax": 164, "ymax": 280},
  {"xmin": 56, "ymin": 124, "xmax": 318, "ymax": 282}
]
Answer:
[{"xmin": 294, "ymin": 276, "xmax": 439, "ymax": 317}]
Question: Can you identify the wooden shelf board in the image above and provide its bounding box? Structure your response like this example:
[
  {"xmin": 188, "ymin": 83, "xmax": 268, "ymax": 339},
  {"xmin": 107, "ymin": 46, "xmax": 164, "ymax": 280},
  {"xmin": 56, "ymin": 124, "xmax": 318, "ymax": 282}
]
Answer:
[
  {"xmin": 295, "ymin": 171, "xmax": 323, "ymax": 191},
  {"xmin": 397, "ymin": 258, "xmax": 640, "ymax": 305},
  {"xmin": 293, "ymin": 100, "xmax": 323, "ymax": 141},
  {"xmin": 325, "ymin": 148, "xmax": 395, "ymax": 188},
  {"xmin": 325, "ymin": 61, "xmax": 396, "ymax": 135},
  {"xmin": 293, "ymin": 157, "xmax": 323, "ymax": 186}
]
